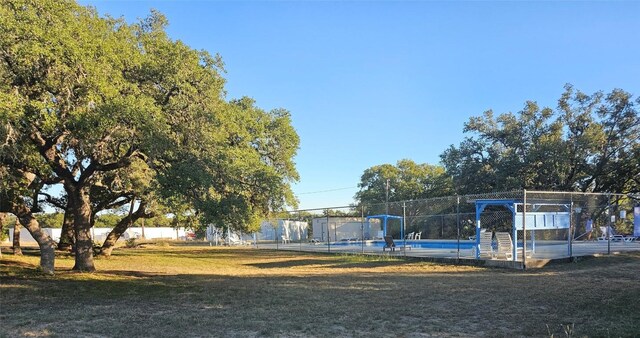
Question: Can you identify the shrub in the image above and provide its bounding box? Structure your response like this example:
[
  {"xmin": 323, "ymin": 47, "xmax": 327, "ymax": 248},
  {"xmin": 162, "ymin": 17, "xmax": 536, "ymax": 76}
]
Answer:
[{"xmin": 125, "ymin": 238, "xmax": 137, "ymax": 248}]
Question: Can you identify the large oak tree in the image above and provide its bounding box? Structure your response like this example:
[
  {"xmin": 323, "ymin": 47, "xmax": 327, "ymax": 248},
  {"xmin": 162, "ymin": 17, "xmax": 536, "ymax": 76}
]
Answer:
[{"xmin": 0, "ymin": 0, "xmax": 299, "ymax": 272}]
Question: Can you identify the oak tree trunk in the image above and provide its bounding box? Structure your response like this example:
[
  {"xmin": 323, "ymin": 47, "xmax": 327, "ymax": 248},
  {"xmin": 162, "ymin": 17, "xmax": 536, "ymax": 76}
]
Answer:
[
  {"xmin": 13, "ymin": 205, "xmax": 57, "ymax": 274},
  {"xmin": 12, "ymin": 218, "xmax": 22, "ymax": 255},
  {"xmin": 0, "ymin": 213, "xmax": 5, "ymax": 258},
  {"xmin": 72, "ymin": 189, "xmax": 95, "ymax": 272},
  {"xmin": 100, "ymin": 215, "xmax": 133, "ymax": 257},
  {"xmin": 1, "ymin": 195, "xmax": 56, "ymax": 273},
  {"xmin": 101, "ymin": 201, "xmax": 147, "ymax": 257},
  {"xmin": 58, "ymin": 208, "xmax": 75, "ymax": 251}
]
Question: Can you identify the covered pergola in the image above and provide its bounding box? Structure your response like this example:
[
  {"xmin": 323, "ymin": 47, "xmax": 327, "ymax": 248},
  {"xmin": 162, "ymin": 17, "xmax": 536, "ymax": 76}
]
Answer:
[
  {"xmin": 365, "ymin": 214, "xmax": 404, "ymax": 239},
  {"xmin": 474, "ymin": 199, "xmax": 571, "ymax": 260}
]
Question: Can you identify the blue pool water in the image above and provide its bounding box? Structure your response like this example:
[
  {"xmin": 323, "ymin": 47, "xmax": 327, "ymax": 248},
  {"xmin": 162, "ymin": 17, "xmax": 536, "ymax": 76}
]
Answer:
[{"xmin": 329, "ymin": 240, "xmax": 476, "ymax": 250}]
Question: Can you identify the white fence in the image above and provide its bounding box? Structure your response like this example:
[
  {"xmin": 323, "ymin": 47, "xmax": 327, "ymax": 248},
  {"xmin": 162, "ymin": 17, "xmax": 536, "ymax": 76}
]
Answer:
[{"xmin": 4, "ymin": 227, "xmax": 188, "ymax": 244}]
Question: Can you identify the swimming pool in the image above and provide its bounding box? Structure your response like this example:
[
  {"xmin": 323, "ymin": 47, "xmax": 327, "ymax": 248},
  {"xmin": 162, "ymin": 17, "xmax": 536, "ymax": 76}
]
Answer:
[{"xmin": 329, "ymin": 239, "xmax": 476, "ymax": 250}]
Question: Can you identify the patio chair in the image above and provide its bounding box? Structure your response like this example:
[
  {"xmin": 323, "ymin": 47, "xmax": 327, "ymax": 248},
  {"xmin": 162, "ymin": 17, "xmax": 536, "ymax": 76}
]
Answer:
[
  {"xmin": 227, "ymin": 234, "xmax": 247, "ymax": 246},
  {"xmin": 609, "ymin": 226, "xmax": 637, "ymax": 242},
  {"xmin": 281, "ymin": 234, "xmax": 291, "ymax": 244},
  {"xmin": 598, "ymin": 226, "xmax": 610, "ymax": 241},
  {"xmin": 495, "ymin": 232, "xmax": 514, "ymax": 259},
  {"xmin": 469, "ymin": 228, "xmax": 487, "ymax": 241},
  {"xmin": 598, "ymin": 226, "xmax": 626, "ymax": 242},
  {"xmin": 382, "ymin": 235, "xmax": 411, "ymax": 252},
  {"xmin": 495, "ymin": 232, "xmax": 531, "ymax": 260},
  {"xmin": 478, "ymin": 231, "xmax": 494, "ymax": 258},
  {"xmin": 415, "ymin": 231, "xmax": 422, "ymax": 240},
  {"xmin": 405, "ymin": 232, "xmax": 415, "ymax": 240}
]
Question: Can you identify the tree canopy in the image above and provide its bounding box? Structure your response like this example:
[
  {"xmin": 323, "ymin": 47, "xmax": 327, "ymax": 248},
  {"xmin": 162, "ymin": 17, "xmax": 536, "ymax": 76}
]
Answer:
[
  {"xmin": 440, "ymin": 85, "xmax": 640, "ymax": 195},
  {"xmin": 0, "ymin": 0, "xmax": 299, "ymax": 271},
  {"xmin": 354, "ymin": 159, "xmax": 452, "ymax": 209}
]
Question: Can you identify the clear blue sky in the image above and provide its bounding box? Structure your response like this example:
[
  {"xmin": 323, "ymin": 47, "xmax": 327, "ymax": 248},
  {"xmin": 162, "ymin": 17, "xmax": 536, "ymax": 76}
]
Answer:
[{"xmin": 82, "ymin": 0, "xmax": 640, "ymax": 210}]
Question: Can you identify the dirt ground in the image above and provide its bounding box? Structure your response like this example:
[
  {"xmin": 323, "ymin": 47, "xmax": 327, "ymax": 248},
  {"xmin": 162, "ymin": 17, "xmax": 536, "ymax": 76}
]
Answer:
[{"xmin": 1, "ymin": 245, "xmax": 639, "ymax": 337}]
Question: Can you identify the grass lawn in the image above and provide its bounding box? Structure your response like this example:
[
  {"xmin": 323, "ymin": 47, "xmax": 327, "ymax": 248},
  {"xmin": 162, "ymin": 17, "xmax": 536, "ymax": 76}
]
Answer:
[{"xmin": 1, "ymin": 244, "xmax": 639, "ymax": 337}]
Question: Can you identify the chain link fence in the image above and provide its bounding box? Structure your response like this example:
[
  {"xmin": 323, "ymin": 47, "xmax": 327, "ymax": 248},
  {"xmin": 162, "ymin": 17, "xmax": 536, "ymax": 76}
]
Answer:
[{"xmin": 250, "ymin": 191, "xmax": 639, "ymax": 267}]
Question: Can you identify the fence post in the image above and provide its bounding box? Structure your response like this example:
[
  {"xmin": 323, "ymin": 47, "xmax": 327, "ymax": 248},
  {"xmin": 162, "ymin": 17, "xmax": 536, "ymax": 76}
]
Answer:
[
  {"xmin": 456, "ymin": 195, "xmax": 460, "ymax": 261},
  {"xmin": 299, "ymin": 211, "xmax": 303, "ymax": 251},
  {"xmin": 475, "ymin": 202, "xmax": 481, "ymax": 260},
  {"xmin": 386, "ymin": 179, "xmax": 390, "ymax": 215},
  {"xmin": 607, "ymin": 195, "xmax": 611, "ymax": 255},
  {"xmin": 403, "ymin": 202, "xmax": 407, "ymax": 257},
  {"xmin": 286, "ymin": 216, "xmax": 290, "ymax": 250},
  {"xmin": 361, "ymin": 205, "xmax": 365, "ymax": 254},
  {"xmin": 326, "ymin": 209, "xmax": 331, "ymax": 253},
  {"xmin": 522, "ymin": 189, "xmax": 527, "ymax": 269},
  {"xmin": 569, "ymin": 196, "xmax": 573, "ymax": 259}
]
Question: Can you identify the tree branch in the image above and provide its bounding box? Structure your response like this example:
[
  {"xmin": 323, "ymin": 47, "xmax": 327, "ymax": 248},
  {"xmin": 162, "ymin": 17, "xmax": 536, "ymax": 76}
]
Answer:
[
  {"xmin": 79, "ymin": 146, "xmax": 144, "ymax": 185},
  {"xmin": 29, "ymin": 127, "xmax": 75, "ymax": 184},
  {"xmin": 38, "ymin": 192, "xmax": 67, "ymax": 210}
]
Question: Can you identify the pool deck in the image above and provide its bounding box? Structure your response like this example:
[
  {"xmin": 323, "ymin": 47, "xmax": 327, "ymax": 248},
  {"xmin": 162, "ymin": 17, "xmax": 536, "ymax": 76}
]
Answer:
[{"xmin": 254, "ymin": 240, "xmax": 640, "ymax": 269}]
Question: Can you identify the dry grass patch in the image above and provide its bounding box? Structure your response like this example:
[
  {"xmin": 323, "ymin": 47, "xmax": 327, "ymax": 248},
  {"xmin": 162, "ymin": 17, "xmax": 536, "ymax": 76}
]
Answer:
[{"xmin": 1, "ymin": 245, "xmax": 639, "ymax": 337}]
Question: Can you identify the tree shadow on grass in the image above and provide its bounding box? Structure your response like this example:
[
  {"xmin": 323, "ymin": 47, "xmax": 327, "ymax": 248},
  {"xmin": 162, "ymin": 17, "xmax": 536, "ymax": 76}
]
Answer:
[
  {"xmin": 246, "ymin": 257, "xmax": 414, "ymax": 269},
  {"xmin": 0, "ymin": 259, "xmax": 35, "ymax": 268},
  {"xmin": 111, "ymin": 247, "xmax": 278, "ymax": 259},
  {"xmin": 246, "ymin": 258, "xmax": 337, "ymax": 269},
  {"xmin": 2, "ymin": 266, "xmax": 637, "ymax": 338},
  {"xmin": 2, "ymin": 251, "xmax": 640, "ymax": 338}
]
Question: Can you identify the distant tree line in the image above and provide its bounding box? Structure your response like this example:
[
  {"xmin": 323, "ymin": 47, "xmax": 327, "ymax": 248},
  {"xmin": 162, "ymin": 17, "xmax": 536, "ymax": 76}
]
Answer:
[
  {"xmin": 32, "ymin": 212, "xmax": 174, "ymax": 229},
  {"xmin": 356, "ymin": 85, "xmax": 639, "ymax": 205}
]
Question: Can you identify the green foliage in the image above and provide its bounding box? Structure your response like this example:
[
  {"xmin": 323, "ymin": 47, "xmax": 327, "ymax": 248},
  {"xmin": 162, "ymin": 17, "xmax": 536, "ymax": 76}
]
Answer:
[
  {"xmin": 139, "ymin": 214, "xmax": 173, "ymax": 228},
  {"xmin": 355, "ymin": 159, "xmax": 453, "ymax": 206},
  {"xmin": 441, "ymin": 85, "xmax": 640, "ymax": 194},
  {"xmin": 34, "ymin": 213, "xmax": 64, "ymax": 228},
  {"xmin": 0, "ymin": 0, "xmax": 300, "ymax": 257},
  {"xmin": 94, "ymin": 213, "xmax": 121, "ymax": 229},
  {"xmin": 155, "ymin": 97, "xmax": 300, "ymax": 234},
  {"xmin": 0, "ymin": 214, "xmax": 15, "ymax": 241},
  {"xmin": 90, "ymin": 211, "xmax": 175, "ymax": 229}
]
